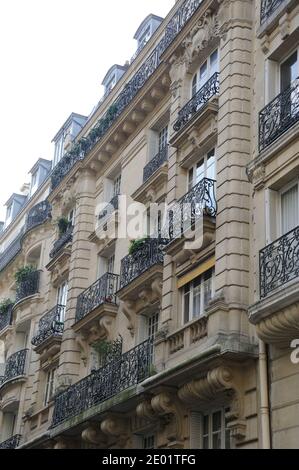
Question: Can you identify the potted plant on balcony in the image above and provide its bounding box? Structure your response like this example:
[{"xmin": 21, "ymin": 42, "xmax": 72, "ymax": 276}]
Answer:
[
  {"xmin": 128, "ymin": 237, "xmax": 149, "ymax": 255},
  {"xmin": 0, "ymin": 298, "xmax": 13, "ymax": 315},
  {"xmin": 57, "ymin": 217, "xmax": 69, "ymax": 236},
  {"xmin": 15, "ymin": 265, "xmax": 35, "ymax": 284}
]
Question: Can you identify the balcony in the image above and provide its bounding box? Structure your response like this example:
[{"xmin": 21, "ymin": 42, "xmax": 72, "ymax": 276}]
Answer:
[
  {"xmin": 260, "ymin": 0, "xmax": 284, "ymax": 24},
  {"xmin": 0, "ymin": 230, "xmax": 23, "ymax": 273},
  {"xmin": 75, "ymin": 273, "xmax": 119, "ymax": 322},
  {"xmin": 259, "ymin": 78, "xmax": 299, "ymax": 152},
  {"xmin": 25, "ymin": 200, "xmax": 51, "ymax": 233},
  {"xmin": 173, "ymin": 73, "xmax": 219, "ymax": 134},
  {"xmin": 260, "ymin": 226, "xmax": 299, "ymax": 299},
  {"xmin": 50, "ymin": 0, "xmax": 204, "ymax": 190},
  {"xmin": 31, "ymin": 305, "xmax": 64, "ymax": 353},
  {"xmin": 0, "ymin": 349, "xmax": 28, "ymax": 389},
  {"xmin": 119, "ymin": 238, "xmax": 165, "ymax": 291},
  {"xmin": 98, "ymin": 195, "xmax": 119, "ymax": 221},
  {"xmin": 0, "ymin": 303, "xmax": 14, "ymax": 333},
  {"xmin": 15, "ymin": 270, "xmax": 40, "ymax": 303},
  {"xmin": 0, "ymin": 435, "xmax": 22, "ymax": 449},
  {"xmin": 49, "ymin": 224, "xmax": 73, "ymax": 259},
  {"xmin": 51, "ymin": 338, "xmax": 153, "ymax": 428},
  {"xmin": 143, "ymin": 146, "xmax": 168, "ymax": 183}
]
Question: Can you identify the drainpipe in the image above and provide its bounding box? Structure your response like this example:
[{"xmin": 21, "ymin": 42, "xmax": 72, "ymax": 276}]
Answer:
[{"xmin": 258, "ymin": 339, "xmax": 271, "ymax": 448}]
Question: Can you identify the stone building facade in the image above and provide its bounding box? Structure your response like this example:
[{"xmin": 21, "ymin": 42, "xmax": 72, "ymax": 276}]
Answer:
[{"xmin": 0, "ymin": 0, "xmax": 298, "ymax": 449}]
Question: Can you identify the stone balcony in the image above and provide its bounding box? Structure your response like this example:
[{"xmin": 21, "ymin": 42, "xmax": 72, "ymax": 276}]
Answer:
[
  {"xmin": 73, "ymin": 273, "xmax": 119, "ymax": 340},
  {"xmin": 249, "ymin": 225, "xmax": 299, "ymax": 347}
]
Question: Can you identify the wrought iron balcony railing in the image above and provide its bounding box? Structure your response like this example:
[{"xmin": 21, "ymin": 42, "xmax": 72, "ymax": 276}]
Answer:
[
  {"xmin": 51, "ymin": 338, "xmax": 153, "ymax": 427},
  {"xmin": 15, "ymin": 270, "xmax": 40, "ymax": 303},
  {"xmin": 51, "ymin": 0, "xmax": 204, "ymax": 190},
  {"xmin": 260, "ymin": 0, "xmax": 284, "ymax": 24},
  {"xmin": 0, "ymin": 303, "xmax": 14, "ymax": 333},
  {"xmin": 49, "ymin": 224, "xmax": 73, "ymax": 259},
  {"xmin": 31, "ymin": 304, "xmax": 65, "ymax": 348},
  {"xmin": 0, "ymin": 349, "xmax": 28, "ymax": 388},
  {"xmin": 166, "ymin": 178, "xmax": 217, "ymax": 241},
  {"xmin": 25, "ymin": 200, "xmax": 51, "ymax": 233},
  {"xmin": 259, "ymin": 77, "xmax": 299, "ymax": 152},
  {"xmin": 173, "ymin": 73, "xmax": 219, "ymax": 133},
  {"xmin": 75, "ymin": 273, "xmax": 119, "ymax": 323},
  {"xmin": 0, "ymin": 230, "xmax": 24, "ymax": 273},
  {"xmin": 98, "ymin": 194, "xmax": 120, "ymax": 221},
  {"xmin": 260, "ymin": 225, "xmax": 299, "ymax": 298},
  {"xmin": 119, "ymin": 238, "xmax": 166, "ymax": 290},
  {"xmin": 143, "ymin": 146, "xmax": 168, "ymax": 183},
  {"xmin": 0, "ymin": 434, "xmax": 22, "ymax": 449}
]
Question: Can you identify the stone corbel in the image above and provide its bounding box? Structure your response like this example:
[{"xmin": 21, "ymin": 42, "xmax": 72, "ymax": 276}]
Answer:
[
  {"xmin": 246, "ymin": 164, "xmax": 265, "ymax": 190},
  {"xmin": 75, "ymin": 332, "xmax": 89, "ymax": 366},
  {"xmin": 260, "ymin": 34, "xmax": 270, "ymax": 55},
  {"xmin": 138, "ymin": 289, "xmax": 152, "ymax": 307},
  {"xmin": 82, "ymin": 424, "xmax": 107, "ymax": 447},
  {"xmin": 120, "ymin": 300, "xmax": 136, "ymax": 336},
  {"xmin": 98, "ymin": 315, "xmax": 114, "ymax": 340},
  {"xmin": 150, "ymin": 391, "xmax": 185, "ymax": 447},
  {"xmin": 151, "ymin": 278, "xmax": 163, "ymax": 298},
  {"xmin": 101, "ymin": 417, "xmax": 130, "ymax": 448},
  {"xmin": 136, "ymin": 399, "xmax": 156, "ymax": 422},
  {"xmin": 178, "ymin": 366, "xmax": 246, "ymax": 443}
]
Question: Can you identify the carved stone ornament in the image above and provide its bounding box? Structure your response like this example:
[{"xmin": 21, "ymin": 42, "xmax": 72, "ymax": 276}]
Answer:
[
  {"xmin": 101, "ymin": 416, "xmax": 130, "ymax": 448},
  {"xmin": 82, "ymin": 424, "xmax": 107, "ymax": 446}
]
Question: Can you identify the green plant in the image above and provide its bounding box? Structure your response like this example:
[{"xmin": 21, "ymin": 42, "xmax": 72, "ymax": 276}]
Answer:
[
  {"xmin": 92, "ymin": 339, "xmax": 112, "ymax": 357},
  {"xmin": 0, "ymin": 298, "xmax": 13, "ymax": 315},
  {"xmin": 15, "ymin": 265, "xmax": 35, "ymax": 284},
  {"xmin": 57, "ymin": 217, "xmax": 69, "ymax": 236},
  {"xmin": 128, "ymin": 237, "xmax": 148, "ymax": 255}
]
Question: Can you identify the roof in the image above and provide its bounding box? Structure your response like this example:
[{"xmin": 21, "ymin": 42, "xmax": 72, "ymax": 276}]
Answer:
[
  {"xmin": 5, "ymin": 193, "xmax": 27, "ymax": 207},
  {"xmin": 133, "ymin": 14, "xmax": 164, "ymax": 40},
  {"xmin": 52, "ymin": 112, "xmax": 88, "ymax": 143},
  {"xmin": 101, "ymin": 64, "xmax": 128, "ymax": 86},
  {"xmin": 29, "ymin": 158, "xmax": 52, "ymax": 175}
]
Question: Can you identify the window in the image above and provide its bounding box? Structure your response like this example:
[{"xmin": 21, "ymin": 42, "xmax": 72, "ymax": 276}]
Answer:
[
  {"xmin": 107, "ymin": 254, "xmax": 115, "ymax": 274},
  {"xmin": 280, "ymin": 51, "xmax": 298, "ymax": 92},
  {"xmin": 147, "ymin": 312, "xmax": 159, "ymax": 340},
  {"xmin": 281, "ymin": 182, "xmax": 299, "ymax": 235},
  {"xmin": 138, "ymin": 25, "xmax": 151, "ymax": 48},
  {"xmin": 113, "ymin": 174, "xmax": 121, "ymax": 198},
  {"xmin": 30, "ymin": 170, "xmax": 39, "ymax": 195},
  {"xmin": 188, "ymin": 149, "xmax": 216, "ymax": 192},
  {"xmin": 105, "ymin": 74, "xmax": 117, "ymax": 94},
  {"xmin": 192, "ymin": 50, "xmax": 219, "ymax": 97},
  {"xmin": 143, "ymin": 434, "xmax": 155, "ymax": 449},
  {"xmin": 68, "ymin": 208, "xmax": 75, "ymax": 227},
  {"xmin": 54, "ymin": 136, "xmax": 64, "ymax": 167},
  {"xmin": 44, "ymin": 367, "xmax": 58, "ymax": 405},
  {"xmin": 158, "ymin": 126, "xmax": 168, "ymax": 151},
  {"xmin": 202, "ymin": 409, "xmax": 230, "ymax": 449},
  {"xmin": 57, "ymin": 281, "xmax": 68, "ymax": 322},
  {"xmin": 6, "ymin": 204, "xmax": 12, "ymax": 222},
  {"xmin": 183, "ymin": 269, "xmax": 214, "ymax": 324}
]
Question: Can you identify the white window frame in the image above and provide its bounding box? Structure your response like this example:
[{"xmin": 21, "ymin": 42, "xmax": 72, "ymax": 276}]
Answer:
[
  {"xmin": 57, "ymin": 281, "xmax": 68, "ymax": 322},
  {"xmin": 107, "ymin": 253, "xmax": 115, "ymax": 274},
  {"xmin": 138, "ymin": 24, "xmax": 151, "ymax": 49},
  {"xmin": 44, "ymin": 367, "xmax": 58, "ymax": 406},
  {"xmin": 158, "ymin": 125, "xmax": 168, "ymax": 151},
  {"xmin": 187, "ymin": 148, "xmax": 216, "ymax": 192},
  {"xmin": 201, "ymin": 408, "xmax": 230, "ymax": 449},
  {"xmin": 113, "ymin": 174, "xmax": 121, "ymax": 198},
  {"xmin": 182, "ymin": 269, "xmax": 215, "ymax": 324},
  {"xmin": 191, "ymin": 49, "xmax": 219, "ymax": 97},
  {"xmin": 68, "ymin": 208, "xmax": 76, "ymax": 227},
  {"xmin": 266, "ymin": 48, "xmax": 299, "ymax": 103}
]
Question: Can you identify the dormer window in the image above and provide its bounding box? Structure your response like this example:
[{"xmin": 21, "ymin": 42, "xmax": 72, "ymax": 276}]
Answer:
[
  {"xmin": 101, "ymin": 65, "xmax": 127, "ymax": 97},
  {"xmin": 52, "ymin": 113, "xmax": 88, "ymax": 168},
  {"xmin": 4, "ymin": 194, "xmax": 27, "ymax": 228},
  {"xmin": 133, "ymin": 14, "xmax": 163, "ymax": 56},
  {"xmin": 29, "ymin": 159, "xmax": 52, "ymax": 196},
  {"xmin": 30, "ymin": 171, "xmax": 38, "ymax": 196},
  {"xmin": 138, "ymin": 24, "xmax": 151, "ymax": 49}
]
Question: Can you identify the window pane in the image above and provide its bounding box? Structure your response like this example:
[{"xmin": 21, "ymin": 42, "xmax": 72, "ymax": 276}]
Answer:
[
  {"xmin": 195, "ymin": 160, "xmax": 204, "ymax": 184},
  {"xmin": 184, "ymin": 290, "xmax": 190, "ymax": 324},
  {"xmin": 203, "ymin": 415, "xmax": 209, "ymax": 435},
  {"xmin": 206, "ymin": 149, "xmax": 216, "ymax": 180},
  {"xmin": 199, "ymin": 62, "xmax": 208, "ymax": 87},
  {"xmin": 281, "ymin": 185, "xmax": 298, "ymax": 234},
  {"xmin": 212, "ymin": 411, "xmax": 222, "ymax": 432},
  {"xmin": 193, "ymin": 284, "xmax": 201, "ymax": 318},
  {"xmin": 281, "ymin": 51, "xmax": 298, "ymax": 91},
  {"xmin": 203, "ymin": 436, "xmax": 209, "ymax": 449},
  {"xmin": 210, "ymin": 50, "xmax": 219, "ymax": 76},
  {"xmin": 212, "ymin": 432, "xmax": 222, "ymax": 449},
  {"xmin": 188, "ymin": 168, "xmax": 194, "ymax": 191},
  {"xmin": 192, "ymin": 74, "xmax": 198, "ymax": 97}
]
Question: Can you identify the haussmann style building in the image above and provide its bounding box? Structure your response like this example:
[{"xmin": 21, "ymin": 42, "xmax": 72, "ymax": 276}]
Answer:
[{"xmin": 0, "ymin": 0, "xmax": 299, "ymax": 450}]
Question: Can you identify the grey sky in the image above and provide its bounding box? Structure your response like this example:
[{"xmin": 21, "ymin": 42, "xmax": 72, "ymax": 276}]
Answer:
[{"xmin": 0, "ymin": 0, "xmax": 174, "ymax": 220}]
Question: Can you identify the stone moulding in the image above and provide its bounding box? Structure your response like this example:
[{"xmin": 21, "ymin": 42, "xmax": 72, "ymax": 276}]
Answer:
[{"xmin": 255, "ymin": 302, "xmax": 299, "ymax": 347}]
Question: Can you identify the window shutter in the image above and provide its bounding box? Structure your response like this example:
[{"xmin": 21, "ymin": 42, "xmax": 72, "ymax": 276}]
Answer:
[
  {"xmin": 132, "ymin": 434, "xmax": 143, "ymax": 449},
  {"xmin": 265, "ymin": 188, "xmax": 279, "ymax": 244},
  {"xmin": 189, "ymin": 412, "xmax": 202, "ymax": 449}
]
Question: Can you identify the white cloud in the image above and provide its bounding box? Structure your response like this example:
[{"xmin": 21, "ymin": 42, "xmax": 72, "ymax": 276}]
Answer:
[{"xmin": 0, "ymin": 0, "xmax": 174, "ymax": 220}]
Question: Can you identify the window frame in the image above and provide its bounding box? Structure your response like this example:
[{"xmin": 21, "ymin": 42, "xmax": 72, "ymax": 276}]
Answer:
[
  {"xmin": 201, "ymin": 408, "xmax": 230, "ymax": 449},
  {"xmin": 44, "ymin": 366, "xmax": 58, "ymax": 406},
  {"xmin": 191, "ymin": 49, "xmax": 219, "ymax": 98},
  {"xmin": 278, "ymin": 178, "xmax": 299, "ymax": 236},
  {"xmin": 187, "ymin": 148, "xmax": 216, "ymax": 192},
  {"xmin": 182, "ymin": 268, "xmax": 215, "ymax": 325}
]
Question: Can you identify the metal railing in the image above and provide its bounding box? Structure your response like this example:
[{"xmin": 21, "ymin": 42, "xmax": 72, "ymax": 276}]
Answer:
[
  {"xmin": 259, "ymin": 77, "xmax": 299, "ymax": 152},
  {"xmin": 0, "ymin": 304, "xmax": 14, "ymax": 333},
  {"xmin": 51, "ymin": 0, "xmax": 205, "ymax": 190},
  {"xmin": 260, "ymin": 0, "xmax": 284, "ymax": 24},
  {"xmin": 0, "ymin": 434, "xmax": 22, "ymax": 449},
  {"xmin": 31, "ymin": 305, "xmax": 65, "ymax": 348},
  {"xmin": 260, "ymin": 225, "xmax": 299, "ymax": 298},
  {"xmin": 143, "ymin": 146, "xmax": 168, "ymax": 183},
  {"xmin": 49, "ymin": 224, "xmax": 73, "ymax": 259},
  {"xmin": 25, "ymin": 200, "xmax": 51, "ymax": 233},
  {"xmin": 51, "ymin": 338, "xmax": 153, "ymax": 427},
  {"xmin": 75, "ymin": 273, "xmax": 119, "ymax": 323},
  {"xmin": 98, "ymin": 195, "xmax": 120, "ymax": 221},
  {"xmin": 0, "ymin": 230, "xmax": 24, "ymax": 273},
  {"xmin": 0, "ymin": 349, "xmax": 28, "ymax": 388},
  {"xmin": 173, "ymin": 72, "xmax": 219, "ymax": 132},
  {"xmin": 15, "ymin": 270, "xmax": 40, "ymax": 303}
]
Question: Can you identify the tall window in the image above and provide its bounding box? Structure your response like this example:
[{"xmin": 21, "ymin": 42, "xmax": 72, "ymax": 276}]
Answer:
[
  {"xmin": 57, "ymin": 281, "xmax": 68, "ymax": 322},
  {"xmin": 113, "ymin": 174, "xmax": 121, "ymax": 198},
  {"xmin": 202, "ymin": 409, "xmax": 230, "ymax": 449},
  {"xmin": 107, "ymin": 254, "xmax": 115, "ymax": 274},
  {"xmin": 54, "ymin": 136, "xmax": 64, "ymax": 167},
  {"xmin": 281, "ymin": 182, "xmax": 299, "ymax": 235},
  {"xmin": 158, "ymin": 126, "xmax": 168, "ymax": 151},
  {"xmin": 30, "ymin": 170, "xmax": 39, "ymax": 196},
  {"xmin": 280, "ymin": 51, "xmax": 298, "ymax": 92},
  {"xmin": 143, "ymin": 434, "xmax": 155, "ymax": 449},
  {"xmin": 138, "ymin": 25, "xmax": 151, "ymax": 48},
  {"xmin": 68, "ymin": 208, "xmax": 76, "ymax": 227},
  {"xmin": 44, "ymin": 367, "xmax": 58, "ymax": 406},
  {"xmin": 183, "ymin": 269, "xmax": 214, "ymax": 324},
  {"xmin": 188, "ymin": 149, "xmax": 216, "ymax": 192},
  {"xmin": 192, "ymin": 50, "xmax": 219, "ymax": 97}
]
